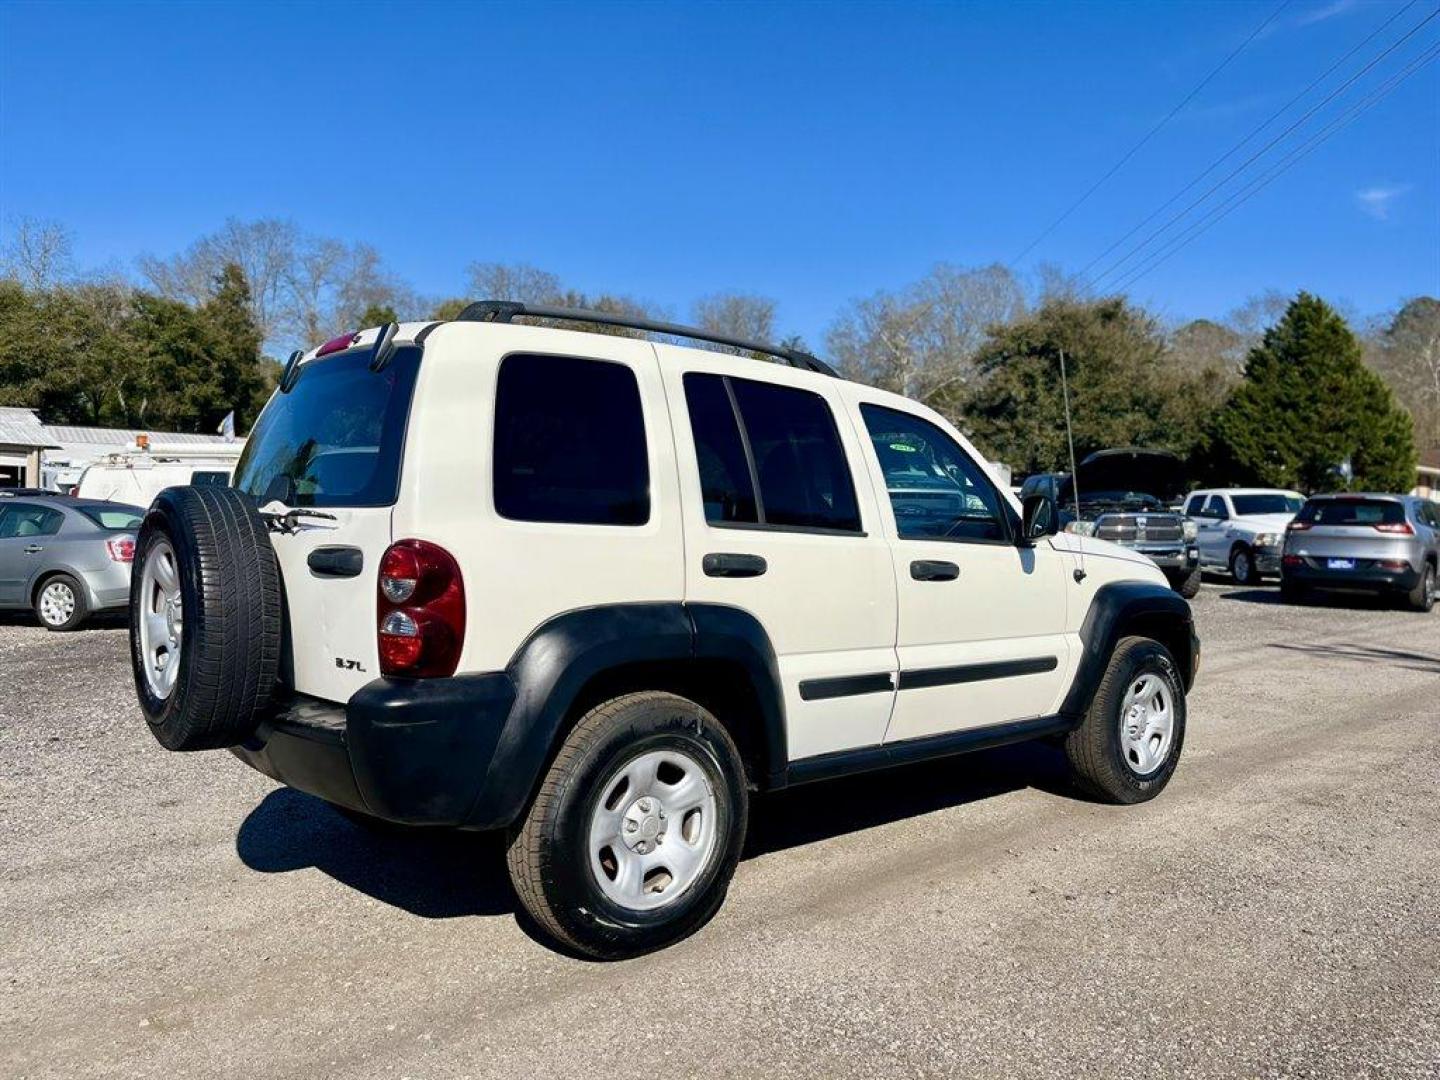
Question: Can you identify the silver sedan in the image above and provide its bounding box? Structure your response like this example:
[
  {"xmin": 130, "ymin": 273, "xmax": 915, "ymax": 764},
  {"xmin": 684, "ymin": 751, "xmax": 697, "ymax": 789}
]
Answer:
[{"xmin": 0, "ymin": 495, "xmax": 143, "ymax": 630}]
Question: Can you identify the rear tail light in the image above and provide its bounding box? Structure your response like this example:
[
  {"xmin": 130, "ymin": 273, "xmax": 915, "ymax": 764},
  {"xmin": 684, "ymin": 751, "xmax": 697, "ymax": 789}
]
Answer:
[
  {"xmin": 1378, "ymin": 559, "xmax": 1411, "ymax": 571},
  {"xmin": 377, "ymin": 540, "xmax": 465, "ymax": 678},
  {"xmin": 1373, "ymin": 522, "xmax": 1414, "ymax": 535},
  {"xmin": 1282, "ymin": 554, "xmax": 1304, "ymax": 568},
  {"xmin": 1286, "ymin": 521, "xmax": 1311, "ymax": 532},
  {"xmin": 106, "ymin": 537, "xmax": 135, "ymax": 563},
  {"xmin": 317, "ymin": 330, "xmax": 360, "ymax": 357}
]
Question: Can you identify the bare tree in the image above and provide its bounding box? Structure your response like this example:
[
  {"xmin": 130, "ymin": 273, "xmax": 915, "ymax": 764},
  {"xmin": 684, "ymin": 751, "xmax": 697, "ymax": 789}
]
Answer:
[
  {"xmin": 1, "ymin": 217, "xmax": 75, "ymax": 289},
  {"xmin": 466, "ymin": 262, "xmax": 564, "ymax": 305},
  {"xmin": 1369, "ymin": 296, "xmax": 1440, "ymax": 451},
  {"xmin": 826, "ymin": 263, "xmax": 1026, "ymax": 404},
  {"xmin": 692, "ymin": 293, "xmax": 777, "ymax": 343}
]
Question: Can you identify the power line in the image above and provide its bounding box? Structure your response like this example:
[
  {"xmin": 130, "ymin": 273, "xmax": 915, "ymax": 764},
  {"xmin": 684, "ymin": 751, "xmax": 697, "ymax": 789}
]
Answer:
[
  {"xmin": 1009, "ymin": 0, "xmax": 1291, "ymax": 264},
  {"xmin": 1089, "ymin": 4, "xmax": 1440, "ymax": 289},
  {"xmin": 1076, "ymin": 0, "xmax": 1420, "ymax": 280},
  {"xmin": 1110, "ymin": 40, "xmax": 1440, "ymax": 293}
]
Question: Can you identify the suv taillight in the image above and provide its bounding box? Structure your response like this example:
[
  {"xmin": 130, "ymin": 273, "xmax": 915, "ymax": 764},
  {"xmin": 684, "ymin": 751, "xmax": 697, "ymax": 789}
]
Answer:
[
  {"xmin": 377, "ymin": 540, "xmax": 465, "ymax": 678},
  {"xmin": 1373, "ymin": 522, "xmax": 1414, "ymax": 535},
  {"xmin": 106, "ymin": 537, "xmax": 135, "ymax": 562}
]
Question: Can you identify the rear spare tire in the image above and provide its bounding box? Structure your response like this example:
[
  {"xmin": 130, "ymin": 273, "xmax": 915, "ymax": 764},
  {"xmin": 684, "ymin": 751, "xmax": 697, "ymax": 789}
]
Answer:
[{"xmin": 130, "ymin": 486, "xmax": 282, "ymax": 751}]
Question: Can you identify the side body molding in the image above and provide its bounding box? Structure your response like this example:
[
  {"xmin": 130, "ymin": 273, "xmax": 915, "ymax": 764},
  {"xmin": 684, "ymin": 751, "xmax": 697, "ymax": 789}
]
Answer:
[
  {"xmin": 1060, "ymin": 580, "xmax": 1198, "ymax": 721},
  {"xmin": 462, "ymin": 602, "xmax": 787, "ymax": 828}
]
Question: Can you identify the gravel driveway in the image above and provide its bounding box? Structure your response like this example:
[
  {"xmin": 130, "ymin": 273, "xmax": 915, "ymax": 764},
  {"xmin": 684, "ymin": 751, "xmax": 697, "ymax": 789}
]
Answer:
[{"xmin": 1, "ymin": 585, "xmax": 1436, "ymax": 1079}]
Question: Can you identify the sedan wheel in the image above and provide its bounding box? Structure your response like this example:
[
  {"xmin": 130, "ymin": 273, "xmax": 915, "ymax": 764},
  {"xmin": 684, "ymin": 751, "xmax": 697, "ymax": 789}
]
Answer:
[{"xmin": 34, "ymin": 574, "xmax": 87, "ymax": 631}]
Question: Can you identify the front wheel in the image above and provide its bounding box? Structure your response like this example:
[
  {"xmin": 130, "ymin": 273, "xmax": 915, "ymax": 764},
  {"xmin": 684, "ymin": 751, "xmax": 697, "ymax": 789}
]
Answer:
[
  {"xmin": 1229, "ymin": 546, "xmax": 1256, "ymax": 585},
  {"xmin": 506, "ymin": 692, "xmax": 748, "ymax": 960},
  {"xmin": 1064, "ymin": 636, "xmax": 1186, "ymax": 804},
  {"xmin": 1170, "ymin": 564, "xmax": 1202, "ymax": 599}
]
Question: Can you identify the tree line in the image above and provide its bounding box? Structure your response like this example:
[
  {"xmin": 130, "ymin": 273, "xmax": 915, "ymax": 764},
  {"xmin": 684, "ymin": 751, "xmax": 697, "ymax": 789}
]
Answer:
[{"xmin": 0, "ymin": 216, "xmax": 1432, "ymax": 492}]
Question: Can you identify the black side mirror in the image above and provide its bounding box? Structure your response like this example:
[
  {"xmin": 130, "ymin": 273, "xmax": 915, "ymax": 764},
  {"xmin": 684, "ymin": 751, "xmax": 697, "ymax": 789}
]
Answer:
[{"xmin": 1020, "ymin": 493, "xmax": 1058, "ymax": 543}]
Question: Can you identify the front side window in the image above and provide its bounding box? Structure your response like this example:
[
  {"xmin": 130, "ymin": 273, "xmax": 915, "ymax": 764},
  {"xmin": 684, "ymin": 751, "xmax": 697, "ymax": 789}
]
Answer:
[
  {"xmin": 860, "ymin": 404, "xmax": 1009, "ymax": 543},
  {"xmin": 0, "ymin": 504, "xmax": 63, "ymax": 538},
  {"xmin": 1203, "ymin": 495, "xmax": 1229, "ymax": 520},
  {"xmin": 494, "ymin": 353, "xmax": 649, "ymax": 526},
  {"xmin": 1184, "ymin": 493, "xmax": 1206, "ymax": 516}
]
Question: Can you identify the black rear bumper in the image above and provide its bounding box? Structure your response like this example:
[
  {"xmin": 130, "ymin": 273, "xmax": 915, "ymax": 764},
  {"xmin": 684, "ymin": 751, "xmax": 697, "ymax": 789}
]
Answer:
[
  {"xmin": 1283, "ymin": 563, "xmax": 1419, "ymax": 595},
  {"xmin": 232, "ymin": 673, "xmax": 517, "ymax": 828}
]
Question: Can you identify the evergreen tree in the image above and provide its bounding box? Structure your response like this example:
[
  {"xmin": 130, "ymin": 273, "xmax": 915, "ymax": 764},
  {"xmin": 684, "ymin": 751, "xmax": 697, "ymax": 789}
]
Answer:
[
  {"xmin": 358, "ymin": 302, "xmax": 399, "ymax": 327},
  {"xmin": 1207, "ymin": 293, "xmax": 1415, "ymax": 492}
]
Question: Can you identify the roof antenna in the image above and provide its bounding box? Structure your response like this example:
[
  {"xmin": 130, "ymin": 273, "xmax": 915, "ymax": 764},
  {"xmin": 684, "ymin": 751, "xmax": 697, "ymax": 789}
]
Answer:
[{"xmin": 1059, "ymin": 347, "xmax": 1086, "ymax": 582}]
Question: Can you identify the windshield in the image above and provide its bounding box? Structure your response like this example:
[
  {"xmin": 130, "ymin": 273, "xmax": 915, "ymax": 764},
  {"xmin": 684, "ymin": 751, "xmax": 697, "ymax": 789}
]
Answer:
[
  {"xmin": 1232, "ymin": 493, "xmax": 1303, "ymax": 516},
  {"xmin": 1297, "ymin": 498, "xmax": 1405, "ymax": 526},
  {"xmin": 77, "ymin": 505, "xmax": 143, "ymax": 530},
  {"xmin": 234, "ymin": 347, "xmax": 420, "ymax": 507}
]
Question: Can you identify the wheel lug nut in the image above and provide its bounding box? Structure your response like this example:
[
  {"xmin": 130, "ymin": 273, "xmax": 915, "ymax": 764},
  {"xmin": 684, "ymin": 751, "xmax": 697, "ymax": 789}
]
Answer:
[
  {"xmin": 625, "ymin": 820, "xmax": 638, "ymax": 833},
  {"xmin": 639, "ymin": 799, "xmax": 652, "ymax": 813}
]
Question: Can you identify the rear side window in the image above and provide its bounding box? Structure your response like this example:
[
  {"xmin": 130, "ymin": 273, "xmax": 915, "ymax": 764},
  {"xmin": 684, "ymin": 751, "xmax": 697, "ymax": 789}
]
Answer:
[
  {"xmin": 0, "ymin": 504, "xmax": 63, "ymax": 538},
  {"xmin": 190, "ymin": 470, "xmax": 229, "ymax": 487},
  {"xmin": 76, "ymin": 505, "xmax": 143, "ymax": 530},
  {"xmin": 683, "ymin": 373, "xmax": 861, "ymax": 533},
  {"xmin": 234, "ymin": 347, "xmax": 420, "ymax": 508},
  {"xmin": 1297, "ymin": 499, "xmax": 1405, "ymax": 526},
  {"xmin": 494, "ymin": 354, "xmax": 649, "ymax": 526}
]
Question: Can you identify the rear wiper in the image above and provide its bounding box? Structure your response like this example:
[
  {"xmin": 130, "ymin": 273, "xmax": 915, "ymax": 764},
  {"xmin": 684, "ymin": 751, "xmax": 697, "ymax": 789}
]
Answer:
[{"xmin": 261, "ymin": 507, "xmax": 338, "ymax": 534}]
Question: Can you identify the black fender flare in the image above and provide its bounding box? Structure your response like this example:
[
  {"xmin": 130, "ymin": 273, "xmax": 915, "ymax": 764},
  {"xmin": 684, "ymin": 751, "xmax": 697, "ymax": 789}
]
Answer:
[
  {"xmin": 1060, "ymin": 581, "xmax": 1198, "ymax": 721},
  {"xmin": 462, "ymin": 602, "xmax": 786, "ymax": 828}
]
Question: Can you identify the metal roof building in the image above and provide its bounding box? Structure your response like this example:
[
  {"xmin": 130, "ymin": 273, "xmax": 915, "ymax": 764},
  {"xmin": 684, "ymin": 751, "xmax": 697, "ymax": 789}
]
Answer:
[{"xmin": 0, "ymin": 407, "xmax": 58, "ymax": 488}]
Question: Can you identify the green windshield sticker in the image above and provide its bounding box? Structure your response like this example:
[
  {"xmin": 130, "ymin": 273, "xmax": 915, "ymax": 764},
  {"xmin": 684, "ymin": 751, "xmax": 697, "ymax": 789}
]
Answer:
[{"xmin": 889, "ymin": 442, "xmax": 917, "ymax": 452}]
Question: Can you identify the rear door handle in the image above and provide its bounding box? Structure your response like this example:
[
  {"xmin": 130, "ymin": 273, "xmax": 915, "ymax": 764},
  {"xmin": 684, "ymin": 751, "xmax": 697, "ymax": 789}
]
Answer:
[
  {"xmin": 702, "ymin": 553, "xmax": 767, "ymax": 578},
  {"xmin": 910, "ymin": 559, "xmax": 959, "ymax": 581},
  {"xmin": 23, "ymin": 544, "xmax": 43, "ymax": 554}
]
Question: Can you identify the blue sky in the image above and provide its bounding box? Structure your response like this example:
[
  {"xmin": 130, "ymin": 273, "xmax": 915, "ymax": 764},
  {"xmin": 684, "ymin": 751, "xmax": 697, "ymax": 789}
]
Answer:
[{"xmin": 1, "ymin": 0, "xmax": 1436, "ymax": 346}]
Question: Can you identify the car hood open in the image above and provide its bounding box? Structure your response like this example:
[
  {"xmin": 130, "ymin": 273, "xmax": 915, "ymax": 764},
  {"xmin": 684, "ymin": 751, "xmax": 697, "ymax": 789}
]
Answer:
[{"xmin": 1063, "ymin": 448, "xmax": 1187, "ymax": 504}]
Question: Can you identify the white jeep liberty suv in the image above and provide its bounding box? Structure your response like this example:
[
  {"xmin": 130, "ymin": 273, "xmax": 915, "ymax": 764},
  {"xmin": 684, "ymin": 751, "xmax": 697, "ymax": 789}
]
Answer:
[{"xmin": 129, "ymin": 303, "xmax": 1199, "ymax": 959}]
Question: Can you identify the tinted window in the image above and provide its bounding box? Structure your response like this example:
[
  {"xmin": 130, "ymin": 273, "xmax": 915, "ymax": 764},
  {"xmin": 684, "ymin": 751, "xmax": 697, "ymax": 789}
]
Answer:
[
  {"xmin": 234, "ymin": 347, "xmax": 420, "ymax": 508},
  {"xmin": 728, "ymin": 378, "xmax": 861, "ymax": 532},
  {"xmin": 190, "ymin": 470, "xmax": 230, "ymax": 486},
  {"xmin": 0, "ymin": 504, "xmax": 63, "ymax": 538},
  {"xmin": 683, "ymin": 374, "xmax": 758, "ymax": 525},
  {"xmin": 860, "ymin": 404, "xmax": 1008, "ymax": 543},
  {"xmin": 1203, "ymin": 495, "xmax": 1229, "ymax": 520},
  {"xmin": 1183, "ymin": 494, "xmax": 1206, "ymax": 516},
  {"xmin": 494, "ymin": 354, "xmax": 649, "ymax": 526},
  {"xmin": 76, "ymin": 505, "xmax": 143, "ymax": 530},
  {"xmin": 1297, "ymin": 498, "xmax": 1405, "ymax": 526},
  {"xmin": 1232, "ymin": 493, "xmax": 1303, "ymax": 515}
]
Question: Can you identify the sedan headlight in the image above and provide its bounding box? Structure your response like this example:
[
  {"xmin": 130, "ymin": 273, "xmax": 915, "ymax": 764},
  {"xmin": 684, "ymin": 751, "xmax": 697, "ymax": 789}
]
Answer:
[
  {"xmin": 1064, "ymin": 520, "xmax": 1097, "ymax": 537},
  {"xmin": 1182, "ymin": 520, "xmax": 1198, "ymax": 542}
]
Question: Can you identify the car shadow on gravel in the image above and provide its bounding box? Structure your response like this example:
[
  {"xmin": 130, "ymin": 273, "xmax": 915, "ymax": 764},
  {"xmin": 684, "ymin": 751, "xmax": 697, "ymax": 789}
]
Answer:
[
  {"xmin": 1218, "ymin": 588, "xmax": 1400, "ymax": 611},
  {"xmin": 745, "ymin": 739, "xmax": 1077, "ymax": 858},
  {"xmin": 235, "ymin": 787, "xmax": 516, "ymax": 919},
  {"xmin": 1267, "ymin": 641, "xmax": 1440, "ymax": 673},
  {"xmin": 234, "ymin": 740, "xmax": 1083, "ymax": 928},
  {"xmin": 0, "ymin": 610, "xmax": 128, "ymax": 629}
]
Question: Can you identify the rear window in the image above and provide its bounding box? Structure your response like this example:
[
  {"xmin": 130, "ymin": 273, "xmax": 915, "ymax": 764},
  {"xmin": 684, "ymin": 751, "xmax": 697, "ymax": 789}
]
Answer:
[
  {"xmin": 77, "ymin": 505, "xmax": 143, "ymax": 530},
  {"xmin": 233, "ymin": 347, "xmax": 420, "ymax": 507},
  {"xmin": 1232, "ymin": 493, "xmax": 1303, "ymax": 515},
  {"xmin": 493, "ymin": 354, "xmax": 649, "ymax": 526},
  {"xmin": 190, "ymin": 470, "xmax": 230, "ymax": 487},
  {"xmin": 1297, "ymin": 499, "xmax": 1405, "ymax": 526}
]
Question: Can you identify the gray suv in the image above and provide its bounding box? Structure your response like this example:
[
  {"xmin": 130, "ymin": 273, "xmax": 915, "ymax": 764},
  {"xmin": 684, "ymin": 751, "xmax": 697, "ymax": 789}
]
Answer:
[
  {"xmin": 0, "ymin": 495, "xmax": 143, "ymax": 629},
  {"xmin": 1281, "ymin": 494, "xmax": 1438, "ymax": 612}
]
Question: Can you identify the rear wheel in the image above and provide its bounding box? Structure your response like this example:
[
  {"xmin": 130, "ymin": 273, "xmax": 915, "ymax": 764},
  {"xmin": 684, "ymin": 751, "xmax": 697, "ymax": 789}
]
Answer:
[
  {"xmin": 1407, "ymin": 562, "xmax": 1437, "ymax": 613},
  {"xmin": 130, "ymin": 486, "xmax": 283, "ymax": 751},
  {"xmin": 1065, "ymin": 636, "xmax": 1185, "ymax": 804},
  {"xmin": 506, "ymin": 692, "xmax": 748, "ymax": 960},
  {"xmin": 35, "ymin": 573, "xmax": 88, "ymax": 631}
]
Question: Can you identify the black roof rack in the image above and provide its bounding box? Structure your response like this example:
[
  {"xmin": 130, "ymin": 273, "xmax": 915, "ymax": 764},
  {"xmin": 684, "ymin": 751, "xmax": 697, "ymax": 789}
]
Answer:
[{"xmin": 454, "ymin": 300, "xmax": 837, "ymax": 377}]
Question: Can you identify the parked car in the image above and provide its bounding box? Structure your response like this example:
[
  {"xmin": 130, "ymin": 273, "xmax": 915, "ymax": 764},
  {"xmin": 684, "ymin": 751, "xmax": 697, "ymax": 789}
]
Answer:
[
  {"xmin": 1182, "ymin": 488, "xmax": 1304, "ymax": 584},
  {"xmin": 1020, "ymin": 449, "xmax": 1201, "ymax": 598},
  {"xmin": 128, "ymin": 308, "xmax": 1199, "ymax": 959},
  {"xmin": 0, "ymin": 496, "xmax": 142, "ymax": 629},
  {"xmin": 1281, "ymin": 493, "xmax": 1438, "ymax": 611}
]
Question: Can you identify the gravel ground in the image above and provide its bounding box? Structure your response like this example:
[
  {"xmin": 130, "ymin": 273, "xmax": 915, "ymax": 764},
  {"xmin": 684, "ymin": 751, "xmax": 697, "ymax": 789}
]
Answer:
[{"xmin": 1, "ymin": 584, "xmax": 1437, "ymax": 1079}]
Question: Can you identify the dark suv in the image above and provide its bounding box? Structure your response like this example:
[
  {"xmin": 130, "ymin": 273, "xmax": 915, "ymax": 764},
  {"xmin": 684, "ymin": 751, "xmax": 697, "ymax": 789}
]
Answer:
[{"xmin": 1020, "ymin": 449, "xmax": 1200, "ymax": 598}]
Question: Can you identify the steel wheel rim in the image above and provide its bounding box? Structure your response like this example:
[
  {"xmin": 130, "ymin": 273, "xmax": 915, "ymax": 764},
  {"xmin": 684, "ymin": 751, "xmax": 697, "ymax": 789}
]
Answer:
[
  {"xmin": 587, "ymin": 748, "xmax": 720, "ymax": 912},
  {"xmin": 1119, "ymin": 673, "xmax": 1174, "ymax": 777},
  {"xmin": 39, "ymin": 581, "xmax": 75, "ymax": 626},
  {"xmin": 138, "ymin": 540, "xmax": 183, "ymax": 699}
]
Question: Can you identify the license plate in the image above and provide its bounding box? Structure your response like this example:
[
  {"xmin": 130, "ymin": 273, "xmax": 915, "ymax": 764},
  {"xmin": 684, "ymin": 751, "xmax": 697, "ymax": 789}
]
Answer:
[{"xmin": 1327, "ymin": 558, "xmax": 1356, "ymax": 571}]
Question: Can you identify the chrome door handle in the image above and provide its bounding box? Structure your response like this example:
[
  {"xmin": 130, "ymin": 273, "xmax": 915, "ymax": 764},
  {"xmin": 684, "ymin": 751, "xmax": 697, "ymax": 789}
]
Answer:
[{"xmin": 23, "ymin": 544, "xmax": 43, "ymax": 554}]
